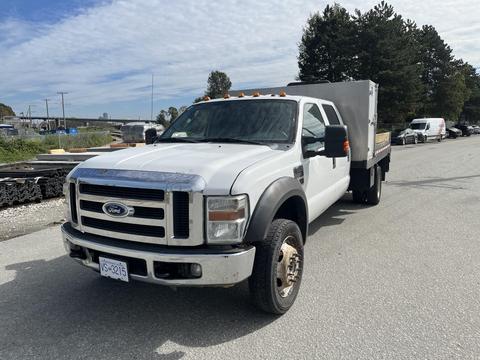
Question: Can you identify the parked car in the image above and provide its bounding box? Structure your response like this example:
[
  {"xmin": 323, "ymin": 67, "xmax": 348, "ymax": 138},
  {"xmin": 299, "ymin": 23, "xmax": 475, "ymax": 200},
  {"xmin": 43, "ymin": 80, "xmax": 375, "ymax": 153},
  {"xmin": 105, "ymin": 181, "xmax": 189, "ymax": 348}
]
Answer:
[
  {"xmin": 410, "ymin": 118, "xmax": 446, "ymax": 142},
  {"xmin": 472, "ymin": 125, "xmax": 480, "ymax": 134},
  {"xmin": 391, "ymin": 128, "xmax": 418, "ymax": 145},
  {"xmin": 455, "ymin": 123, "xmax": 472, "ymax": 136},
  {"xmin": 447, "ymin": 127, "xmax": 462, "ymax": 138}
]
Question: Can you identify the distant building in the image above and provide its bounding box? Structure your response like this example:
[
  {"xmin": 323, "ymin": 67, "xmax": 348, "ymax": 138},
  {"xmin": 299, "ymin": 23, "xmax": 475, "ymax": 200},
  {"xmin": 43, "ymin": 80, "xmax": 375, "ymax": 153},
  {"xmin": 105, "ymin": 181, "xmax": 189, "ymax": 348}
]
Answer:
[{"xmin": 98, "ymin": 112, "xmax": 109, "ymax": 120}]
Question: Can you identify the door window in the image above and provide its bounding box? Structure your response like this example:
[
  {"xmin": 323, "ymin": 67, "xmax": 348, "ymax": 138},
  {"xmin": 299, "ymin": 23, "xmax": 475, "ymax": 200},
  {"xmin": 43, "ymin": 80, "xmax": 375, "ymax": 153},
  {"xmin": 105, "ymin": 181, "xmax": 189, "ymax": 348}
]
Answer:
[
  {"xmin": 302, "ymin": 103, "xmax": 326, "ymax": 151},
  {"xmin": 322, "ymin": 104, "xmax": 340, "ymax": 125}
]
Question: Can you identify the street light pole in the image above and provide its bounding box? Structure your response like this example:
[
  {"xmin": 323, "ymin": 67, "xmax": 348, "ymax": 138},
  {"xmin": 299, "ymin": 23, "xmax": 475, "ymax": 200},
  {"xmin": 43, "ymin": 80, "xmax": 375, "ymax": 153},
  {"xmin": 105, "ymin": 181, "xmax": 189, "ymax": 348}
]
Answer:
[{"xmin": 57, "ymin": 91, "xmax": 68, "ymax": 128}]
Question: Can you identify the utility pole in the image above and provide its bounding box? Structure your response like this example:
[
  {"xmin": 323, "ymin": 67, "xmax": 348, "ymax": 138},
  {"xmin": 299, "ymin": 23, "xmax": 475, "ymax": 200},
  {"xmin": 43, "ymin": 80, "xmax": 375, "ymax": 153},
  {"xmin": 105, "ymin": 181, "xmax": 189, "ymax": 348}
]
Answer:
[
  {"xmin": 27, "ymin": 105, "xmax": 36, "ymax": 128},
  {"xmin": 44, "ymin": 98, "xmax": 50, "ymax": 130},
  {"xmin": 57, "ymin": 91, "xmax": 68, "ymax": 128},
  {"xmin": 150, "ymin": 73, "xmax": 154, "ymax": 121}
]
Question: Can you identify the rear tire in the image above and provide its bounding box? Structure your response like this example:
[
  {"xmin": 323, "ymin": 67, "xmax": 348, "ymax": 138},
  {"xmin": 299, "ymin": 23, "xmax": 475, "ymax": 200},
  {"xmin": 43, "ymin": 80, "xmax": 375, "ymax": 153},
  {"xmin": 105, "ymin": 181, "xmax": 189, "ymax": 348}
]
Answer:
[
  {"xmin": 366, "ymin": 166, "xmax": 382, "ymax": 205},
  {"xmin": 352, "ymin": 190, "xmax": 366, "ymax": 204},
  {"xmin": 249, "ymin": 219, "xmax": 304, "ymax": 315}
]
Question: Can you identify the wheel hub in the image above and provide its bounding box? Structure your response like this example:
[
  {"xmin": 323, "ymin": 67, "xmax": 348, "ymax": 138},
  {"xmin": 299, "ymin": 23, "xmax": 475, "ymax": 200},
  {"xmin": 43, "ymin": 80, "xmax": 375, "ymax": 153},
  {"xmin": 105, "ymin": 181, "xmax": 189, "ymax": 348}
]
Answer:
[{"xmin": 276, "ymin": 237, "xmax": 301, "ymax": 298}]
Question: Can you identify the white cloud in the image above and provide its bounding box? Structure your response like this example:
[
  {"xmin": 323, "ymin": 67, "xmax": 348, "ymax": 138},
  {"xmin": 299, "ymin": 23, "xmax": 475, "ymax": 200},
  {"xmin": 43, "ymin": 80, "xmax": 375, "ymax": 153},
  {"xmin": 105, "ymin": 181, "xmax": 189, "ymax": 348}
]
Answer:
[{"xmin": 1, "ymin": 0, "xmax": 479, "ymax": 117}]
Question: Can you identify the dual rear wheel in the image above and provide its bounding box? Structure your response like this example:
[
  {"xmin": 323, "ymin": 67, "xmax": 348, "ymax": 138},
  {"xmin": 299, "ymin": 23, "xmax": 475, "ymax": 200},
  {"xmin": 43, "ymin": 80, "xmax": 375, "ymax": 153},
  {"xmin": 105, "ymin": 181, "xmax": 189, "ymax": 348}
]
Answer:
[{"xmin": 352, "ymin": 165, "xmax": 382, "ymax": 205}]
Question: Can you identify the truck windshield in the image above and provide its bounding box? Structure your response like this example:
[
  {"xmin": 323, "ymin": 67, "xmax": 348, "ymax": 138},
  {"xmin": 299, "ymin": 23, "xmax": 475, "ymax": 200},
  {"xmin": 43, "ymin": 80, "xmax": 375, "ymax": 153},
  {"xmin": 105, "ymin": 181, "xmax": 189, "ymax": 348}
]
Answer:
[
  {"xmin": 410, "ymin": 122, "xmax": 426, "ymax": 130},
  {"xmin": 159, "ymin": 99, "xmax": 298, "ymax": 144}
]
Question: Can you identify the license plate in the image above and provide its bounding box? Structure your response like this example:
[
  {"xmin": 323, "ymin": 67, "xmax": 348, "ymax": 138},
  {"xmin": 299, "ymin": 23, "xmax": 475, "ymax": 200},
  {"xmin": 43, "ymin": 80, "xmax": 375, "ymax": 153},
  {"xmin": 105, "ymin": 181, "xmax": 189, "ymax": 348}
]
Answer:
[{"xmin": 99, "ymin": 257, "xmax": 129, "ymax": 282}]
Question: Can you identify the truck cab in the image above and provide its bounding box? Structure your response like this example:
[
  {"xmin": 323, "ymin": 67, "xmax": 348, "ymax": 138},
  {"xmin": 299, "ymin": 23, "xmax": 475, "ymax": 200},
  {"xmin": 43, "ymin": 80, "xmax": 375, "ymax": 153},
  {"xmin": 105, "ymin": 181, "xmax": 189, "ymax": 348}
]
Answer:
[{"xmin": 62, "ymin": 81, "xmax": 390, "ymax": 314}]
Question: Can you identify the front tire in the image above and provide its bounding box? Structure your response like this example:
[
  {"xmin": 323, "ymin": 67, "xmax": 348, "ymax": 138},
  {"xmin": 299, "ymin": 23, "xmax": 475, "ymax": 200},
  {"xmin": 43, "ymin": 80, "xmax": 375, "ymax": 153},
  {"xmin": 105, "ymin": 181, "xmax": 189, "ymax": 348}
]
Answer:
[{"xmin": 249, "ymin": 219, "xmax": 304, "ymax": 315}]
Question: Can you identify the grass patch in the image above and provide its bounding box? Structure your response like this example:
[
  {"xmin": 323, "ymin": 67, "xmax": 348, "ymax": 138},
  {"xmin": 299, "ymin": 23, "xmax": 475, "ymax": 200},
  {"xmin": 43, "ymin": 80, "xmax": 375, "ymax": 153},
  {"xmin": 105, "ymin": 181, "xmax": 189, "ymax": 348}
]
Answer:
[
  {"xmin": 0, "ymin": 132, "xmax": 112, "ymax": 164},
  {"xmin": 0, "ymin": 138, "xmax": 47, "ymax": 163}
]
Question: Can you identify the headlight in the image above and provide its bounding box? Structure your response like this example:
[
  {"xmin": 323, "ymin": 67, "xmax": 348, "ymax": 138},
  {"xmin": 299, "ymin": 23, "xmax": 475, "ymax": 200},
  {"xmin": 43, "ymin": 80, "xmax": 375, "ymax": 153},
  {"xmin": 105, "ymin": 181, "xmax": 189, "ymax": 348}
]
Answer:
[
  {"xmin": 206, "ymin": 195, "xmax": 249, "ymax": 244},
  {"xmin": 63, "ymin": 181, "xmax": 71, "ymax": 219}
]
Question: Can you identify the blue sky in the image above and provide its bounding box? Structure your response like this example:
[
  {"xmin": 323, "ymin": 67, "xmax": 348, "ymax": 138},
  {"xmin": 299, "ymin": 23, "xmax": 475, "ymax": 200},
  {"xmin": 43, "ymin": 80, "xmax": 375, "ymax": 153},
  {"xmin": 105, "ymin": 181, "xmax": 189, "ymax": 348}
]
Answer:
[{"xmin": 1, "ymin": 0, "xmax": 479, "ymax": 119}]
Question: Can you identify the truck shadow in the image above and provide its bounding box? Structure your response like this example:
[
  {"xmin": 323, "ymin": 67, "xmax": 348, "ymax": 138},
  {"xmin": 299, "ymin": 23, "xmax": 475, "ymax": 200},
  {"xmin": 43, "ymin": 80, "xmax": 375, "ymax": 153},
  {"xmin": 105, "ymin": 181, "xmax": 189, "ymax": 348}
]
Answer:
[
  {"xmin": 308, "ymin": 194, "xmax": 362, "ymax": 236},
  {"xmin": 0, "ymin": 256, "xmax": 275, "ymax": 359}
]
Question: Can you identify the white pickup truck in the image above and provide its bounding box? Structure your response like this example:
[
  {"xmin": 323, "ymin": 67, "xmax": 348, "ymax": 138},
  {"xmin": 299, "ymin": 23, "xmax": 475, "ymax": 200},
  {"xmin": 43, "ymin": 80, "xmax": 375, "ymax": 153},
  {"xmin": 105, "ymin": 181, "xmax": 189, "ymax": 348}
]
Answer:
[{"xmin": 62, "ymin": 80, "xmax": 391, "ymax": 314}]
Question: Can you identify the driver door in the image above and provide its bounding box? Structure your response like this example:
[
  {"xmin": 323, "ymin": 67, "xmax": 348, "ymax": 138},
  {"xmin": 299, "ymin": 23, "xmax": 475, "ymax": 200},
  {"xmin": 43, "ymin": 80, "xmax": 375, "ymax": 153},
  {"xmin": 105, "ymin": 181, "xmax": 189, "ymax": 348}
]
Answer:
[{"xmin": 301, "ymin": 102, "xmax": 337, "ymax": 221}]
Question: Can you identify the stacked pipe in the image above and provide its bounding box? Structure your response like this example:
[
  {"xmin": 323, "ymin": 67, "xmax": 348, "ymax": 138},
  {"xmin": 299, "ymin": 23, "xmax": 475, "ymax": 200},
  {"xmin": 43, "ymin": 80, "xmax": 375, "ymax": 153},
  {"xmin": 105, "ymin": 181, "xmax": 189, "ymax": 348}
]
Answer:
[
  {"xmin": 0, "ymin": 179, "xmax": 43, "ymax": 208},
  {"xmin": 0, "ymin": 167, "xmax": 69, "ymax": 209}
]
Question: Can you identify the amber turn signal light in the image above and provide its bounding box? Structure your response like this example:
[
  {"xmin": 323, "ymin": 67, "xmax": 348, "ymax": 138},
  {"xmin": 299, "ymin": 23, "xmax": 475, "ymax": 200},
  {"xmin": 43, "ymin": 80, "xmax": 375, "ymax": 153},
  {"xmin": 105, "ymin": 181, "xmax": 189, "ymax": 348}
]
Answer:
[{"xmin": 208, "ymin": 208, "xmax": 246, "ymax": 221}]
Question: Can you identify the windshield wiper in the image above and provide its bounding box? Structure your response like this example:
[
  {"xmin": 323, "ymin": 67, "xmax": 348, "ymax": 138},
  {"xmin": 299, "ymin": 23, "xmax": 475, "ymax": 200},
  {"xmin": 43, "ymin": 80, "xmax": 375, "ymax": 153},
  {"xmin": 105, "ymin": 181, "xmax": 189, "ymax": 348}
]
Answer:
[
  {"xmin": 199, "ymin": 137, "xmax": 267, "ymax": 145},
  {"xmin": 155, "ymin": 137, "xmax": 199, "ymax": 143}
]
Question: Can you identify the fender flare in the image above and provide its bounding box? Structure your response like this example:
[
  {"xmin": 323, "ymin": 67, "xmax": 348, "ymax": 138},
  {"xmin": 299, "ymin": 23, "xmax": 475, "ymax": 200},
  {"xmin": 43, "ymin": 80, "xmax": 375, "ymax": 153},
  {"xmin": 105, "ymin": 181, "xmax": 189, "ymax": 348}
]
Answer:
[{"xmin": 244, "ymin": 177, "xmax": 308, "ymax": 244}]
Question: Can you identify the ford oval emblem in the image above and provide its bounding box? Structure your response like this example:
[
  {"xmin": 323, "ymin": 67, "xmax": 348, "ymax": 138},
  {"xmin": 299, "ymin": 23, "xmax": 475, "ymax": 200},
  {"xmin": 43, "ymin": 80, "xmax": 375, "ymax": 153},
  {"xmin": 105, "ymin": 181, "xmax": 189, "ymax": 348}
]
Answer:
[{"xmin": 102, "ymin": 202, "xmax": 133, "ymax": 218}]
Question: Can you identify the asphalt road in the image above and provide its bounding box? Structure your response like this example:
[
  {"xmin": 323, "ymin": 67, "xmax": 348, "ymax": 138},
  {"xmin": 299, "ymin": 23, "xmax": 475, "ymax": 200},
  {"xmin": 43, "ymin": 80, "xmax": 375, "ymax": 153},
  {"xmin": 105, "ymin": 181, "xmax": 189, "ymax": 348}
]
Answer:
[{"xmin": 1, "ymin": 136, "xmax": 480, "ymax": 359}]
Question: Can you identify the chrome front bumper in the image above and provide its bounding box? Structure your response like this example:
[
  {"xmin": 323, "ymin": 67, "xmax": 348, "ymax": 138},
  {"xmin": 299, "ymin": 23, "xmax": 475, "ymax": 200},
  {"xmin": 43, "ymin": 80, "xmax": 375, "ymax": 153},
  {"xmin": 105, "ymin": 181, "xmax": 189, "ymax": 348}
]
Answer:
[{"xmin": 61, "ymin": 224, "xmax": 256, "ymax": 286}]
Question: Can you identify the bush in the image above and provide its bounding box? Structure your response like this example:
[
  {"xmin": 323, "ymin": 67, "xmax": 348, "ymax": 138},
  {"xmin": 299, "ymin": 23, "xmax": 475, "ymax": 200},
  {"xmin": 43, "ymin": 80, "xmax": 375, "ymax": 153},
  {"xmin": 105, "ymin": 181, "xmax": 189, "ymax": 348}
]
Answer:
[
  {"xmin": 0, "ymin": 132, "xmax": 112, "ymax": 163},
  {"xmin": 43, "ymin": 132, "xmax": 112, "ymax": 150},
  {"xmin": 0, "ymin": 138, "xmax": 47, "ymax": 163}
]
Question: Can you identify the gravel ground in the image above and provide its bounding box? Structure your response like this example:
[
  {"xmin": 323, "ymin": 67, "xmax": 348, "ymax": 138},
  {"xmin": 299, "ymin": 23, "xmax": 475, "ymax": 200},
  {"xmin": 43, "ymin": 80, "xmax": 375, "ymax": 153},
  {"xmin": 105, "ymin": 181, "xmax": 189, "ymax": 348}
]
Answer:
[{"xmin": 0, "ymin": 198, "xmax": 65, "ymax": 241}]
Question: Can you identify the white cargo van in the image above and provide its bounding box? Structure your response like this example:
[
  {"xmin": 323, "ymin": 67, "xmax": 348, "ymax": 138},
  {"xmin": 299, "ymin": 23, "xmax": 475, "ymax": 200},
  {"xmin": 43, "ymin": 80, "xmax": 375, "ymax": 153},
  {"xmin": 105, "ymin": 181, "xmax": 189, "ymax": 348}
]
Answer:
[{"xmin": 410, "ymin": 118, "xmax": 446, "ymax": 142}]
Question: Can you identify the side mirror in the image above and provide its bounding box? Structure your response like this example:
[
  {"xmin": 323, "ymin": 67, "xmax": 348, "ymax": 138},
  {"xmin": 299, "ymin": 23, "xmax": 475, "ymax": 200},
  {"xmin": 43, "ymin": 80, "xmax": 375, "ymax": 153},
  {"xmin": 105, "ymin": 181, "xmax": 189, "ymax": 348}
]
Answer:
[
  {"xmin": 145, "ymin": 128, "xmax": 158, "ymax": 145},
  {"xmin": 321, "ymin": 125, "xmax": 349, "ymax": 158}
]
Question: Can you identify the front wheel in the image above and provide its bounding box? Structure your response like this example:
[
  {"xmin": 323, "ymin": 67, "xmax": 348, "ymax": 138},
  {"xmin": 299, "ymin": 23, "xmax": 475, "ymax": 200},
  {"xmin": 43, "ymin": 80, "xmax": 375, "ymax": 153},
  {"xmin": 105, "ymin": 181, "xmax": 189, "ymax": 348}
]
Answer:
[{"xmin": 249, "ymin": 219, "xmax": 304, "ymax": 315}]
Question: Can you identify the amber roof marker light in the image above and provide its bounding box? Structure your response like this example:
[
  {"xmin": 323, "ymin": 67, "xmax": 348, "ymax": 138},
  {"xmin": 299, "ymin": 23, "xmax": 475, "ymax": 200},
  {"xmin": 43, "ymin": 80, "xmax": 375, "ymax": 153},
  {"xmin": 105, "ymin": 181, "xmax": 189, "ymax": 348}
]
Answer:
[
  {"xmin": 252, "ymin": 92, "xmax": 261, "ymax": 97},
  {"xmin": 203, "ymin": 95, "xmax": 211, "ymax": 101},
  {"xmin": 223, "ymin": 93, "xmax": 230, "ymax": 99},
  {"xmin": 279, "ymin": 90, "xmax": 287, "ymax": 97},
  {"xmin": 238, "ymin": 92, "xmax": 245, "ymax": 98}
]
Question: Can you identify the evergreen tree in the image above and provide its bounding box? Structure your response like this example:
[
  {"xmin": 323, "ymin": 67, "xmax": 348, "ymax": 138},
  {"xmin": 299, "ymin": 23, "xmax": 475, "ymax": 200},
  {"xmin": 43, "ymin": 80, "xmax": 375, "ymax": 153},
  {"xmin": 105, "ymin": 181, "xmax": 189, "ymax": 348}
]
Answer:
[
  {"xmin": 461, "ymin": 64, "xmax": 480, "ymax": 123},
  {"xmin": 298, "ymin": 3, "xmax": 357, "ymax": 82},
  {"xmin": 355, "ymin": 2, "xmax": 423, "ymax": 124},
  {"xmin": 205, "ymin": 71, "xmax": 232, "ymax": 99},
  {"xmin": 416, "ymin": 25, "xmax": 455, "ymax": 116}
]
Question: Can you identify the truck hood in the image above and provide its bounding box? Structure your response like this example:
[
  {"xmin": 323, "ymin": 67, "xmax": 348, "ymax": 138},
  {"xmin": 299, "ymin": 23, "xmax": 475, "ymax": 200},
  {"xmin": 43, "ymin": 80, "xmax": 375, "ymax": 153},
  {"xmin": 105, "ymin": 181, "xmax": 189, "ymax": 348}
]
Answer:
[{"xmin": 76, "ymin": 143, "xmax": 281, "ymax": 194}]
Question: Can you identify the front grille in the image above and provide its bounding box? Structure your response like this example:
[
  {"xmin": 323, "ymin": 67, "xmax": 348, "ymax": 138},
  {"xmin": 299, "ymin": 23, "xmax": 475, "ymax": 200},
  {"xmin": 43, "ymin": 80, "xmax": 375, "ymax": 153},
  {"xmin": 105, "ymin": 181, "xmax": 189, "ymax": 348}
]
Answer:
[
  {"xmin": 80, "ymin": 200, "xmax": 164, "ymax": 219},
  {"xmin": 82, "ymin": 216, "xmax": 165, "ymax": 238},
  {"xmin": 79, "ymin": 183, "xmax": 164, "ymax": 201},
  {"xmin": 173, "ymin": 192, "xmax": 189, "ymax": 238},
  {"xmin": 71, "ymin": 178, "xmax": 201, "ymax": 246}
]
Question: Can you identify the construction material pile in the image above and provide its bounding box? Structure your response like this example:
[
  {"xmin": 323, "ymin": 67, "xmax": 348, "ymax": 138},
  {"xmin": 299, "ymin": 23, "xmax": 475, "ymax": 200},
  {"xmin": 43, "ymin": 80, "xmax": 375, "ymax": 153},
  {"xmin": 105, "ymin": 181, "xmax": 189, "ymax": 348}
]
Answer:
[{"xmin": 0, "ymin": 166, "xmax": 68, "ymax": 208}]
